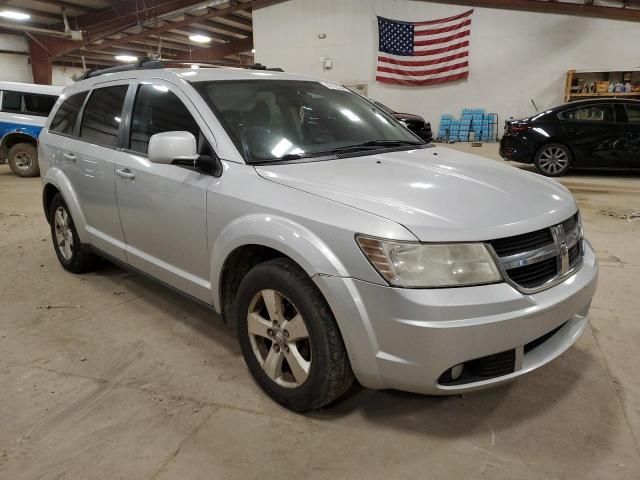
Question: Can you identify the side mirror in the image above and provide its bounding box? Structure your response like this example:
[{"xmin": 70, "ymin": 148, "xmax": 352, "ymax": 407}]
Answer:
[{"xmin": 148, "ymin": 131, "xmax": 197, "ymax": 164}]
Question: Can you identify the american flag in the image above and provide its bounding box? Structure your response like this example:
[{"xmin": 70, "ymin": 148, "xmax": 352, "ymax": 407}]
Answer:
[{"xmin": 376, "ymin": 10, "xmax": 473, "ymax": 86}]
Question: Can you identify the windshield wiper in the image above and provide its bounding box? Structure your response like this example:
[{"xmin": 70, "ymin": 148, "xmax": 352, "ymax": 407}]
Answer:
[
  {"xmin": 330, "ymin": 139, "xmax": 424, "ymax": 153},
  {"xmin": 251, "ymin": 140, "xmax": 425, "ymax": 164}
]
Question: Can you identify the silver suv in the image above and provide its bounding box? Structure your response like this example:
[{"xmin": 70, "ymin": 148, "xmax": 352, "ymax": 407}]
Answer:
[{"xmin": 39, "ymin": 64, "xmax": 598, "ymax": 411}]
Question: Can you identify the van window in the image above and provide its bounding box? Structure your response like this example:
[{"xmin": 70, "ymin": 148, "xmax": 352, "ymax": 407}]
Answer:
[
  {"xmin": 129, "ymin": 84, "xmax": 200, "ymax": 154},
  {"xmin": 23, "ymin": 93, "xmax": 57, "ymax": 116},
  {"xmin": 50, "ymin": 91, "xmax": 88, "ymax": 136},
  {"xmin": 1, "ymin": 91, "xmax": 22, "ymax": 112},
  {"xmin": 80, "ymin": 85, "xmax": 128, "ymax": 148},
  {"xmin": 1, "ymin": 90, "xmax": 58, "ymax": 116}
]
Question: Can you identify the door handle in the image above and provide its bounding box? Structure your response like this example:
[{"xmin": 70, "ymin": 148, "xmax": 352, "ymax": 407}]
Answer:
[
  {"xmin": 116, "ymin": 168, "xmax": 135, "ymax": 180},
  {"xmin": 63, "ymin": 153, "xmax": 76, "ymax": 161}
]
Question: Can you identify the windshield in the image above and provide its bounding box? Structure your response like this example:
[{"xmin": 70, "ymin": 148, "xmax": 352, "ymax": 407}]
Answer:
[{"xmin": 193, "ymin": 80, "xmax": 422, "ymax": 163}]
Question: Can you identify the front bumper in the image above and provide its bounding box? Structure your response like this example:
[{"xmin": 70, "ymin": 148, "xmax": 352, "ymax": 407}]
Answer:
[{"xmin": 314, "ymin": 241, "xmax": 598, "ymax": 395}]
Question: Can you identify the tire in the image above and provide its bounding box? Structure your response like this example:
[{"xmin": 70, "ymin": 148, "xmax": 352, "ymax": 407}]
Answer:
[
  {"xmin": 534, "ymin": 143, "xmax": 572, "ymax": 177},
  {"xmin": 8, "ymin": 143, "xmax": 39, "ymax": 177},
  {"xmin": 49, "ymin": 193, "xmax": 98, "ymax": 273},
  {"xmin": 235, "ymin": 258, "xmax": 354, "ymax": 411}
]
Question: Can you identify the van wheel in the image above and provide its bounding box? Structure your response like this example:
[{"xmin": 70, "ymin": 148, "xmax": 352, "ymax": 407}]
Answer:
[
  {"xmin": 235, "ymin": 258, "xmax": 354, "ymax": 412},
  {"xmin": 49, "ymin": 193, "xmax": 98, "ymax": 273},
  {"xmin": 8, "ymin": 143, "xmax": 39, "ymax": 177},
  {"xmin": 534, "ymin": 143, "xmax": 572, "ymax": 177}
]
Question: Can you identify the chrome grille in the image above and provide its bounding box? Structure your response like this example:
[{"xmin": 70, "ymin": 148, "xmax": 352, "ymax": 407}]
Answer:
[{"xmin": 488, "ymin": 213, "xmax": 584, "ymax": 293}]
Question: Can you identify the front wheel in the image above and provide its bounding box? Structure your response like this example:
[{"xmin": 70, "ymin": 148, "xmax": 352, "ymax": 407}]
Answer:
[
  {"xmin": 534, "ymin": 143, "xmax": 572, "ymax": 177},
  {"xmin": 8, "ymin": 143, "xmax": 39, "ymax": 177},
  {"xmin": 235, "ymin": 258, "xmax": 354, "ymax": 411}
]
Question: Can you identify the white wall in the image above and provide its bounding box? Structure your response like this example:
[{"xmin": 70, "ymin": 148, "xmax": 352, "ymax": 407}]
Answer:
[
  {"xmin": 253, "ymin": 0, "xmax": 640, "ymax": 134},
  {"xmin": 0, "ymin": 33, "xmax": 81, "ymax": 86},
  {"xmin": 0, "ymin": 34, "xmax": 32, "ymax": 82}
]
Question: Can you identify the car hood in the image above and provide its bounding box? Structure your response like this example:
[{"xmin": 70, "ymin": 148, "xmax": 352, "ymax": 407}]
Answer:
[{"xmin": 254, "ymin": 147, "xmax": 577, "ymax": 242}]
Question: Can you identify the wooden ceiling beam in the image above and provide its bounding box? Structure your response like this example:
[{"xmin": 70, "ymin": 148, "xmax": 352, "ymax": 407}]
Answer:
[
  {"xmin": 30, "ymin": 0, "xmax": 94, "ymax": 15},
  {"xmin": 202, "ymin": 19, "xmax": 252, "ymax": 36},
  {"xmin": 421, "ymin": 0, "xmax": 640, "ymax": 22},
  {"xmin": 128, "ymin": 37, "xmax": 194, "ymax": 52},
  {"xmin": 225, "ymin": 13, "xmax": 252, "ymax": 27}
]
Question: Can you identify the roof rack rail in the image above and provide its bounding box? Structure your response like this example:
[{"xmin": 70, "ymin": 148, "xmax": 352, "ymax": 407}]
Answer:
[
  {"xmin": 248, "ymin": 63, "xmax": 284, "ymax": 72},
  {"xmin": 79, "ymin": 58, "xmax": 164, "ymax": 80}
]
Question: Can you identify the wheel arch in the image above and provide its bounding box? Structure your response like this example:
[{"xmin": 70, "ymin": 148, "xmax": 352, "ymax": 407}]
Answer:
[
  {"xmin": 211, "ymin": 214, "xmax": 349, "ymax": 325},
  {"xmin": 1, "ymin": 131, "xmax": 38, "ymax": 160},
  {"xmin": 41, "ymin": 168, "xmax": 90, "ymax": 243}
]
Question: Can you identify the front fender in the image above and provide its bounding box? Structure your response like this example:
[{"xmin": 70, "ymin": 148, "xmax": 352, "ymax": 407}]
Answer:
[
  {"xmin": 42, "ymin": 167, "xmax": 90, "ymax": 244},
  {"xmin": 210, "ymin": 213, "xmax": 348, "ymax": 312}
]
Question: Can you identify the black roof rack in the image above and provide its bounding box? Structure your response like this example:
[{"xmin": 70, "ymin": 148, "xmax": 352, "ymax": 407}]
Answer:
[
  {"xmin": 79, "ymin": 58, "xmax": 164, "ymax": 80},
  {"xmin": 248, "ymin": 63, "xmax": 284, "ymax": 72}
]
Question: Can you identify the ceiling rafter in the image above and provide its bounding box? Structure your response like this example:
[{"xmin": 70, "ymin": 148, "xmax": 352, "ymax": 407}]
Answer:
[{"xmin": 80, "ymin": 1, "xmax": 254, "ymax": 53}]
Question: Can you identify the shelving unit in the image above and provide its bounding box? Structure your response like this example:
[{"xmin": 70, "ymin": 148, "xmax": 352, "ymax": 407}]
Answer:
[{"xmin": 564, "ymin": 69, "xmax": 640, "ymax": 102}]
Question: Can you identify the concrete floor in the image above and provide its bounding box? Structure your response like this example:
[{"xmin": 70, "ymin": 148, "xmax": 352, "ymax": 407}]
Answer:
[{"xmin": 1, "ymin": 144, "xmax": 639, "ymax": 479}]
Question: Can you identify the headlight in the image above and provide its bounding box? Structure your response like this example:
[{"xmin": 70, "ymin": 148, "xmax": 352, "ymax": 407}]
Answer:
[{"xmin": 356, "ymin": 235, "xmax": 502, "ymax": 288}]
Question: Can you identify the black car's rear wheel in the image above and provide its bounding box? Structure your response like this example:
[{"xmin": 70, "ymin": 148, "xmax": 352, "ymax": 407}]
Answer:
[{"xmin": 534, "ymin": 143, "xmax": 572, "ymax": 177}]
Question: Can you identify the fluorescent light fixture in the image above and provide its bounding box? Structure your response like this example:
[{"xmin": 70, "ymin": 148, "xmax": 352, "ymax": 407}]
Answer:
[
  {"xmin": 114, "ymin": 54, "xmax": 137, "ymax": 62},
  {"xmin": 189, "ymin": 34, "xmax": 211, "ymax": 43},
  {"xmin": 0, "ymin": 10, "xmax": 30, "ymax": 20}
]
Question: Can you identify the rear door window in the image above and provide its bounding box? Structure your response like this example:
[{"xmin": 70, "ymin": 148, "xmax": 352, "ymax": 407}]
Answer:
[
  {"xmin": 50, "ymin": 91, "xmax": 88, "ymax": 136},
  {"xmin": 129, "ymin": 84, "xmax": 201, "ymax": 155},
  {"xmin": 79, "ymin": 85, "xmax": 128, "ymax": 148},
  {"xmin": 560, "ymin": 104, "xmax": 615, "ymax": 122}
]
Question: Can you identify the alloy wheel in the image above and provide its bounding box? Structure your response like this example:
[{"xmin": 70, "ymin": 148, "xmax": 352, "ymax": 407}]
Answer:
[
  {"xmin": 54, "ymin": 206, "xmax": 74, "ymax": 261},
  {"xmin": 538, "ymin": 147, "xmax": 569, "ymax": 175},
  {"xmin": 14, "ymin": 151, "xmax": 33, "ymax": 171},
  {"xmin": 247, "ymin": 289, "xmax": 312, "ymax": 388}
]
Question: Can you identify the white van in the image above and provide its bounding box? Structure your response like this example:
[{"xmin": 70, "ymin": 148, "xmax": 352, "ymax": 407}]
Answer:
[{"xmin": 0, "ymin": 81, "xmax": 62, "ymax": 177}]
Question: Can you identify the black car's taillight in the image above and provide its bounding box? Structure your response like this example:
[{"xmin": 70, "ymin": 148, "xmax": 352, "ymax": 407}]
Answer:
[{"xmin": 506, "ymin": 123, "xmax": 530, "ymax": 134}]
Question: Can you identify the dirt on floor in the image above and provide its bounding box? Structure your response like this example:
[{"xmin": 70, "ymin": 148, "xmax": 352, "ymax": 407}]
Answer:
[{"xmin": 1, "ymin": 145, "xmax": 639, "ymax": 479}]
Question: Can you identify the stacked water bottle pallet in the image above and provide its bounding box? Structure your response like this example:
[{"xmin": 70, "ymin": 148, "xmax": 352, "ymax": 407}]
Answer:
[{"xmin": 437, "ymin": 109, "xmax": 498, "ymax": 143}]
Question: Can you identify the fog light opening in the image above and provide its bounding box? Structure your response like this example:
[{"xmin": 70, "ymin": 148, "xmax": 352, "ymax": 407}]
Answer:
[{"xmin": 451, "ymin": 364, "xmax": 464, "ymax": 381}]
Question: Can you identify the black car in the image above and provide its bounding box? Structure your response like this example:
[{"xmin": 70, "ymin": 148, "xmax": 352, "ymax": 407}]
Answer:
[
  {"xmin": 500, "ymin": 98, "xmax": 640, "ymax": 176},
  {"xmin": 373, "ymin": 101, "xmax": 433, "ymax": 142}
]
